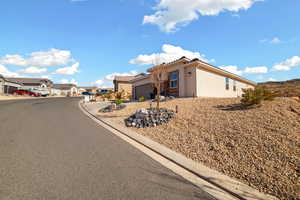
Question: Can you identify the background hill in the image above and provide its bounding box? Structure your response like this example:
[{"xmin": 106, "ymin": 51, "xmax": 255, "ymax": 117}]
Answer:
[{"xmin": 258, "ymin": 79, "xmax": 300, "ymax": 97}]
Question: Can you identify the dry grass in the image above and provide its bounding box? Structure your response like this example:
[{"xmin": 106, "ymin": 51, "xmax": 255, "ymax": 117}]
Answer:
[{"xmin": 98, "ymin": 97, "xmax": 300, "ymax": 200}]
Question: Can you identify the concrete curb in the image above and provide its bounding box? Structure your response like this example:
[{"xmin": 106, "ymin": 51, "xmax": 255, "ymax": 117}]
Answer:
[{"xmin": 79, "ymin": 101, "xmax": 278, "ymax": 200}]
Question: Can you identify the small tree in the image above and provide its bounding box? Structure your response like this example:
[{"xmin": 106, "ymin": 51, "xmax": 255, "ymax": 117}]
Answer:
[
  {"xmin": 241, "ymin": 86, "xmax": 276, "ymax": 106},
  {"xmin": 150, "ymin": 67, "xmax": 168, "ymax": 109}
]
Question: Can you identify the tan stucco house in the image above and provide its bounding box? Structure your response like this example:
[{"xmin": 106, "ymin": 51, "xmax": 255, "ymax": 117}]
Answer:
[
  {"xmin": 78, "ymin": 86, "xmax": 98, "ymax": 94},
  {"xmin": 0, "ymin": 74, "xmax": 22, "ymax": 94},
  {"xmin": 132, "ymin": 57, "xmax": 256, "ymax": 99},
  {"xmin": 52, "ymin": 84, "xmax": 78, "ymax": 96},
  {"xmin": 113, "ymin": 76, "xmax": 136, "ymax": 94},
  {"xmin": 5, "ymin": 77, "xmax": 53, "ymax": 91}
]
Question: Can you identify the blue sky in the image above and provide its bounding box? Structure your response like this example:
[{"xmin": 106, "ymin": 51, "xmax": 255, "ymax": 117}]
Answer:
[{"xmin": 0, "ymin": 0, "xmax": 299, "ymax": 87}]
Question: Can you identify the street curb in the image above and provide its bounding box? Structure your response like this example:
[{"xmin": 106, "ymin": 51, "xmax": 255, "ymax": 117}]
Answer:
[{"xmin": 79, "ymin": 101, "xmax": 278, "ymax": 200}]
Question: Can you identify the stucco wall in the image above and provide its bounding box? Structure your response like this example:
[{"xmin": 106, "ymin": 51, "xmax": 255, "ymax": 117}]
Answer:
[
  {"xmin": 196, "ymin": 68, "xmax": 254, "ymax": 97},
  {"xmin": 0, "ymin": 78, "xmax": 4, "ymax": 94},
  {"xmin": 117, "ymin": 82, "xmax": 132, "ymax": 94},
  {"xmin": 184, "ymin": 66, "xmax": 197, "ymax": 97}
]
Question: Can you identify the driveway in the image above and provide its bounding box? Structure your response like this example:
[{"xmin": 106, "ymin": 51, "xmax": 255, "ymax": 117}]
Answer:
[{"xmin": 0, "ymin": 98, "xmax": 215, "ymax": 200}]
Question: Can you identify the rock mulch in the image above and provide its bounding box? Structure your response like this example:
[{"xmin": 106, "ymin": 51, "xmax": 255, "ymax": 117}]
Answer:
[
  {"xmin": 124, "ymin": 108, "xmax": 175, "ymax": 128},
  {"xmin": 98, "ymin": 97, "xmax": 300, "ymax": 200}
]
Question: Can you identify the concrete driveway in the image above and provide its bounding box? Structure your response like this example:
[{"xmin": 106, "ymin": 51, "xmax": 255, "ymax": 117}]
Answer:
[{"xmin": 0, "ymin": 98, "xmax": 215, "ymax": 200}]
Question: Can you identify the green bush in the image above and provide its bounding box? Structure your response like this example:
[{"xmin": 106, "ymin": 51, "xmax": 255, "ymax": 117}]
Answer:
[
  {"xmin": 139, "ymin": 96, "xmax": 145, "ymax": 102},
  {"xmin": 241, "ymin": 86, "xmax": 276, "ymax": 106},
  {"xmin": 115, "ymin": 99, "xmax": 123, "ymax": 105}
]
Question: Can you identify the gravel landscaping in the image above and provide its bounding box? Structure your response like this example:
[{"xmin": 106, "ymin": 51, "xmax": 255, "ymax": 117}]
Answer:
[{"xmin": 98, "ymin": 97, "xmax": 300, "ymax": 200}]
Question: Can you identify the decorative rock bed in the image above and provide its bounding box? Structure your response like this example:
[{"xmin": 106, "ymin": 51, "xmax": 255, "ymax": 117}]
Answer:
[{"xmin": 125, "ymin": 108, "xmax": 175, "ymax": 128}]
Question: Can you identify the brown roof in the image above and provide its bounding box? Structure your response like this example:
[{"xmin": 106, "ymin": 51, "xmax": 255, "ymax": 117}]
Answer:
[
  {"xmin": 5, "ymin": 77, "xmax": 53, "ymax": 85},
  {"xmin": 114, "ymin": 76, "xmax": 136, "ymax": 82},
  {"xmin": 78, "ymin": 86, "xmax": 98, "ymax": 89},
  {"xmin": 147, "ymin": 56, "xmax": 257, "ymax": 86},
  {"xmin": 129, "ymin": 73, "xmax": 151, "ymax": 83},
  {"xmin": 52, "ymin": 84, "xmax": 77, "ymax": 90},
  {"xmin": 98, "ymin": 88, "xmax": 113, "ymax": 90}
]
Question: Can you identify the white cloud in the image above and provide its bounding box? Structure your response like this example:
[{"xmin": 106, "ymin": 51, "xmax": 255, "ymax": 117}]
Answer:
[
  {"xmin": 220, "ymin": 65, "xmax": 268, "ymax": 75},
  {"xmin": 272, "ymin": 56, "xmax": 300, "ymax": 71},
  {"xmin": 60, "ymin": 78, "xmax": 78, "ymax": 85},
  {"xmin": 54, "ymin": 62, "xmax": 80, "ymax": 75},
  {"xmin": 0, "ymin": 55, "xmax": 27, "ymax": 66},
  {"xmin": 0, "ymin": 48, "xmax": 73, "ymax": 67},
  {"xmin": 19, "ymin": 66, "xmax": 47, "ymax": 74},
  {"xmin": 270, "ymin": 37, "xmax": 281, "ymax": 44},
  {"xmin": 143, "ymin": 0, "xmax": 263, "ymax": 32},
  {"xmin": 219, "ymin": 65, "xmax": 243, "ymax": 76},
  {"xmin": 260, "ymin": 37, "xmax": 282, "ymax": 44},
  {"xmin": 93, "ymin": 70, "xmax": 139, "ymax": 88},
  {"xmin": 0, "ymin": 64, "xmax": 20, "ymax": 77},
  {"xmin": 243, "ymin": 66, "xmax": 268, "ymax": 74},
  {"xmin": 130, "ymin": 44, "xmax": 213, "ymax": 65}
]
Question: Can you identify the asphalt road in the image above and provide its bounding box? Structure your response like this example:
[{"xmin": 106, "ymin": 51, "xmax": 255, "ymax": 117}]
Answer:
[{"xmin": 0, "ymin": 98, "xmax": 215, "ymax": 200}]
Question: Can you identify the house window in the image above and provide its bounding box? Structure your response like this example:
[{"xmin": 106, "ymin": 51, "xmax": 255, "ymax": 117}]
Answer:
[
  {"xmin": 225, "ymin": 77, "xmax": 229, "ymax": 90},
  {"xmin": 169, "ymin": 71, "xmax": 178, "ymax": 88},
  {"xmin": 233, "ymin": 80, "xmax": 236, "ymax": 91}
]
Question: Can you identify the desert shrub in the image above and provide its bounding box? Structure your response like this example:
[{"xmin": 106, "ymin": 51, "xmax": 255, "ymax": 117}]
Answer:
[
  {"xmin": 115, "ymin": 91, "xmax": 124, "ymax": 100},
  {"xmin": 241, "ymin": 86, "xmax": 276, "ymax": 106},
  {"xmin": 115, "ymin": 99, "xmax": 123, "ymax": 105},
  {"xmin": 139, "ymin": 96, "xmax": 145, "ymax": 102}
]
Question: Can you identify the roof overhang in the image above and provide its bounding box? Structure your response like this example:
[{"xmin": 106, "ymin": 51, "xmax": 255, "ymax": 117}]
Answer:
[
  {"xmin": 186, "ymin": 61, "xmax": 257, "ymax": 86},
  {"xmin": 147, "ymin": 57, "xmax": 190, "ymax": 72}
]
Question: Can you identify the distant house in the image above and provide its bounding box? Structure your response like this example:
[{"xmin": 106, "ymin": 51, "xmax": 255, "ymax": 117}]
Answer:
[
  {"xmin": 146, "ymin": 57, "xmax": 256, "ymax": 98},
  {"xmin": 113, "ymin": 76, "xmax": 136, "ymax": 94},
  {"xmin": 51, "ymin": 84, "xmax": 78, "ymax": 96},
  {"xmin": 5, "ymin": 77, "xmax": 53, "ymax": 91},
  {"xmin": 0, "ymin": 74, "xmax": 22, "ymax": 94},
  {"xmin": 78, "ymin": 86, "xmax": 98, "ymax": 94},
  {"xmin": 130, "ymin": 73, "xmax": 153, "ymax": 100}
]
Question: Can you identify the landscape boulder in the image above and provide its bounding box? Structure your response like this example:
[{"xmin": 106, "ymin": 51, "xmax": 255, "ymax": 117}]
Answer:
[{"xmin": 125, "ymin": 108, "xmax": 175, "ymax": 128}]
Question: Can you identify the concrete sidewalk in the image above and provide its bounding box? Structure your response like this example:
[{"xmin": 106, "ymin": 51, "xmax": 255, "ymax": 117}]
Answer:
[{"xmin": 81, "ymin": 101, "xmax": 278, "ymax": 200}]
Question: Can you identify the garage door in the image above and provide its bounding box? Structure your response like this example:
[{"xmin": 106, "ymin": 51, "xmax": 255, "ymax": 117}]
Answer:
[{"xmin": 135, "ymin": 84, "xmax": 153, "ymax": 100}]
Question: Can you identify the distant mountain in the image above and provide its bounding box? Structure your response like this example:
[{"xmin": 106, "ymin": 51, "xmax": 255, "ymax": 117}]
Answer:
[{"xmin": 258, "ymin": 79, "xmax": 300, "ymax": 97}]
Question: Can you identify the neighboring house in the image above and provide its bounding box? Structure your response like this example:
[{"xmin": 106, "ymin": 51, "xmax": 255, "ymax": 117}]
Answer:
[
  {"xmin": 113, "ymin": 76, "xmax": 135, "ymax": 94},
  {"xmin": 130, "ymin": 73, "xmax": 153, "ymax": 100},
  {"xmin": 78, "ymin": 86, "xmax": 98, "ymax": 94},
  {"xmin": 145, "ymin": 57, "xmax": 256, "ymax": 98},
  {"xmin": 5, "ymin": 78, "xmax": 53, "ymax": 91},
  {"xmin": 51, "ymin": 84, "xmax": 78, "ymax": 96},
  {"xmin": 0, "ymin": 74, "xmax": 22, "ymax": 94}
]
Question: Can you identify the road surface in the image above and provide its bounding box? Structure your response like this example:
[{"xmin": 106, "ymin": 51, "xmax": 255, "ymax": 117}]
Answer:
[{"xmin": 0, "ymin": 98, "xmax": 215, "ymax": 200}]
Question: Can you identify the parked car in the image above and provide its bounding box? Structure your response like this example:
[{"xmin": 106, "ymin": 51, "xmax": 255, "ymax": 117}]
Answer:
[
  {"xmin": 98, "ymin": 89, "xmax": 109, "ymax": 95},
  {"xmin": 11, "ymin": 89, "xmax": 40, "ymax": 97},
  {"xmin": 30, "ymin": 89, "xmax": 50, "ymax": 97},
  {"xmin": 82, "ymin": 91, "xmax": 93, "ymax": 95}
]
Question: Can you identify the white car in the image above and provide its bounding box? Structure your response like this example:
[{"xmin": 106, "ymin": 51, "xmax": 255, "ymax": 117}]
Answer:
[{"xmin": 30, "ymin": 89, "xmax": 50, "ymax": 97}]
